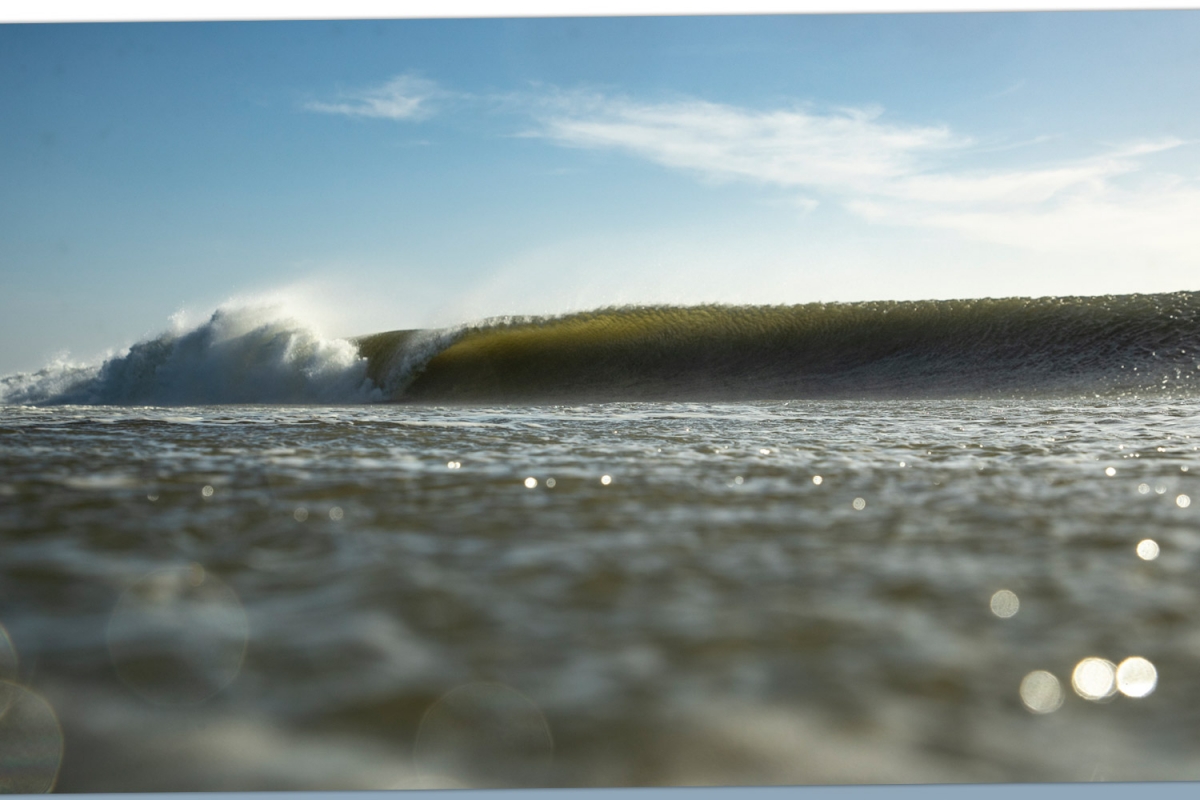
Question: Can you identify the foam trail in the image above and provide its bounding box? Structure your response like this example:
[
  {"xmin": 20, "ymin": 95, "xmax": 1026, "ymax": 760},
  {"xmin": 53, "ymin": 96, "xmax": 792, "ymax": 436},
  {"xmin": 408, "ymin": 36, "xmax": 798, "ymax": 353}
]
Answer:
[{"xmin": 1, "ymin": 306, "xmax": 381, "ymax": 406}]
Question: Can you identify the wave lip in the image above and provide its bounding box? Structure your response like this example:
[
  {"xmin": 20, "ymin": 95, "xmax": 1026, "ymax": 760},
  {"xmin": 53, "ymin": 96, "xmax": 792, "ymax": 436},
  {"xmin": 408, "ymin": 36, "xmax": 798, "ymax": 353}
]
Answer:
[
  {"xmin": 362, "ymin": 292, "xmax": 1200, "ymax": 404},
  {"xmin": 3, "ymin": 307, "xmax": 381, "ymax": 406},
  {"xmin": 7, "ymin": 292, "xmax": 1199, "ymax": 406}
]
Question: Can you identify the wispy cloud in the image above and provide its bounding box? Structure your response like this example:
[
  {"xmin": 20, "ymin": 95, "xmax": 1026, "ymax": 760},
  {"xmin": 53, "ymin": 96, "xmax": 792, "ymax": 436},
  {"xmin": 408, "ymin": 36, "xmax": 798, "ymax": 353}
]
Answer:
[
  {"xmin": 304, "ymin": 75, "xmax": 441, "ymax": 121},
  {"xmin": 525, "ymin": 91, "xmax": 1199, "ymax": 256},
  {"xmin": 528, "ymin": 92, "xmax": 965, "ymax": 194}
]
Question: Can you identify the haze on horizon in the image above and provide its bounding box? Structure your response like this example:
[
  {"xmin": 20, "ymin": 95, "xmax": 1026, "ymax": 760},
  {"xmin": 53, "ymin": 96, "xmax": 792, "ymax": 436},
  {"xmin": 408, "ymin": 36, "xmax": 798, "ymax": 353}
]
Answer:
[{"xmin": 3, "ymin": 10, "xmax": 1200, "ymax": 374}]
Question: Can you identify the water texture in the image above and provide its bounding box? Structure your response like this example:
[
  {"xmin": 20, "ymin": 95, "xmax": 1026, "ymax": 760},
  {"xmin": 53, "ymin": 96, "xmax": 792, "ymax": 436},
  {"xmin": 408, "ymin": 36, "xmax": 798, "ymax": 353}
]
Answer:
[{"xmin": 2, "ymin": 399, "xmax": 1199, "ymax": 789}]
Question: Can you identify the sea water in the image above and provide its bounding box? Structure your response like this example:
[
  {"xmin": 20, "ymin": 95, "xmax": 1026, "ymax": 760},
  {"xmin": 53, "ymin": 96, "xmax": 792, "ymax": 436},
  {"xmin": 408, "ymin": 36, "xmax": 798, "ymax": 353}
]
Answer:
[{"xmin": 2, "ymin": 399, "xmax": 1199, "ymax": 789}]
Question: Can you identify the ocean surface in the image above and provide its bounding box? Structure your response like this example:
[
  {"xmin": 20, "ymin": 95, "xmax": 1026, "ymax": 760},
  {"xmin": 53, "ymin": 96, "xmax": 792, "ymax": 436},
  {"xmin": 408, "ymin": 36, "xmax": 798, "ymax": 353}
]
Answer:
[{"xmin": 2, "ymin": 294, "xmax": 1200, "ymax": 790}]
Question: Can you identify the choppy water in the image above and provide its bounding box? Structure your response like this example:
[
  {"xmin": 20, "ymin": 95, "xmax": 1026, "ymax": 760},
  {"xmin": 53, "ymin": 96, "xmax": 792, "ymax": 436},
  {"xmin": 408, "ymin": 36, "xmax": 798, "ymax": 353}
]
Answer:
[{"xmin": 2, "ymin": 399, "xmax": 1200, "ymax": 790}]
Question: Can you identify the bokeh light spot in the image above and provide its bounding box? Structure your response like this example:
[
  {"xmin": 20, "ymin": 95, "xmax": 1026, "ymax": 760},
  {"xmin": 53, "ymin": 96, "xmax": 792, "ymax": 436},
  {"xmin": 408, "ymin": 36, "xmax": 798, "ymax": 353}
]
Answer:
[
  {"xmin": 601, "ymin": 475, "xmax": 612, "ymax": 486},
  {"xmin": 201, "ymin": 484, "xmax": 214, "ymax": 498},
  {"xmin": 852, "ymin": 497, "xmax": 866, "ymax": 510},
  {"xmin": 1105, "ymin": 467, "xmax": 1116, "ymax": 477},
  {"xmin": 1071, "ymin": 657, "xmax": 1117, "ymax": 701},
  {"xmin": 812, "ymin": 475, "xmax": 823, "ymax": 485},
  {"xmin": 1136, "ymin": 539, "xmax": 1160, "ymax": 560},
  {"xmin": 329, "ymin": 506, "xmax": 344, "ymax": 521},
  {"xmin": 414, "ymin": 682, "xmax": 554, "ymax": 788},
  {"xmin": 0, "ymin": 682, "xmax": 64, "ymax": 793},
  {"xmin": 293, "ymin": 507, "xmax": 308, "ymax": 522},
  {"xmin": 1020, "ymin": 670, "xmax": 1064, "ymax": 714},
  {"xmin": 1177, "ymin": 494, "xmax": 1192, "ymax": 508},
  {"xmin": 524, "ymin": 477, "xmax": 537, "ymax": 489},
  {"xmin": 989, "ymin": 589, "xmax": 1019, "ymax": 618},
  {"xmin": 1116, "ymin": 657, "xmax": 1157, "ymax": 698},
  {"xmin": 106, "ymin": 565, "xmax": 249, "ymax": 706}
]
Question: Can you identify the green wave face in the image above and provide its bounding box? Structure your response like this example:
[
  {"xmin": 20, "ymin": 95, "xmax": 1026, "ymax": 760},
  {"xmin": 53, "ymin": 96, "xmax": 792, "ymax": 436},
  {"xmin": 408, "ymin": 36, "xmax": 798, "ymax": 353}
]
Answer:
[{"xmin": 356, "ymin": 292, "xmax": 1200, "ymax": 404}]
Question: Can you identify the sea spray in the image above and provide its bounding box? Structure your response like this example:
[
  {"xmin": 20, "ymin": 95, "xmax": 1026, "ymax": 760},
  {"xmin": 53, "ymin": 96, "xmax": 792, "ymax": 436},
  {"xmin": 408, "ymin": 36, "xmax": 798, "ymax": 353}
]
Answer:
[
  {"xmin": 6, "ymin": 291, "xmax": 1200, "ymax": 405},
  {"xmin": 1, "ymin": 305, "xmax": 381, "ymax": 405}
]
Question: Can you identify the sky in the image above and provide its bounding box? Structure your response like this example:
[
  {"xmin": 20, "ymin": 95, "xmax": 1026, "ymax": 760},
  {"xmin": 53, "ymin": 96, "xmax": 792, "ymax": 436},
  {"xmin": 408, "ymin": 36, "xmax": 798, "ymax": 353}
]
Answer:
[{"xmin": 3, "ymin": 4, "xmax": 1200, "ymax": 373}]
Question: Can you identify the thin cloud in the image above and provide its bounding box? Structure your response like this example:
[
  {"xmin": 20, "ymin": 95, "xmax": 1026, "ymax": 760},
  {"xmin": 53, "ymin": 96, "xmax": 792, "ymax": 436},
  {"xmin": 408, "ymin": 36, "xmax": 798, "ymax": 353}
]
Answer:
[
  {"xmin": 525, "ymin": 90, "xmax": 1199, "ymax": 256},
  {"xmin": 304, "ymin": 75, "xmax": 441, "ymax": 121},
  {"xmin": 528, "ymin": 92, "xmax": 965, "ymax": 194}
]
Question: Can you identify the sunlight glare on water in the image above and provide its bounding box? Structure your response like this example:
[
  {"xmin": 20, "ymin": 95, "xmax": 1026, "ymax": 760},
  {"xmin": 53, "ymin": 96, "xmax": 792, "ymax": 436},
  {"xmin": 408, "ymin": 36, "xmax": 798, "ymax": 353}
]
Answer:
[
  {"xmin": 1136, "ymin": 539, "xmax": 1160, "ymax": 560},
  {"xmin": 1020, "ymin": 671, "xmax": 1064, "ymax": 714},
  {"xmin": 989, "ymin": 590, "xmax": 1019, "ymax": 618},
  {"xmin": 4, "ymin": 398, "xmax": 1200, "ymax": 788},
  {"xmin": 1115, "ymin": 657, "xmax": 1158, "ymax": 698},
  {"xmin": 1071, "ymin": 657, "xmax": 1117, "ymax": 701}
]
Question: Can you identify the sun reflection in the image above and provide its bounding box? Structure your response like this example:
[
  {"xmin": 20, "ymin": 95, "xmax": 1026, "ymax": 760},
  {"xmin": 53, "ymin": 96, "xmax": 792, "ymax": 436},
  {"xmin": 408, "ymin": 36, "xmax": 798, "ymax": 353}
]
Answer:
[
  {"xmin": 1071, "ymin": 657, "xmax": 1117, "ymax": 701},
  {"xmin": 524, "ymin": 477, "xmax": 537, "ymax": 489},
  {"xmin": 1020, "ymin": 670, "xmax": 1064, "ymax": 714},
  {"xmin": 812, "ymin": 475, "xmax": 823, "ymax": 485},
  {"xmin": 1104, "ymin": 467, "xmax": 1116, "ymax": 477},
  {"xmin": 1177, "ymin": 494, "xmax": 1191, "ymax": 508},
  {"xmin": 989, "ymin": 589, "xmax": 1019, "ymax": 618},
  {"xmin": 852, "ymin": 497, "xmax": 866, "ymax": 510},
  {"xmin": 1136, "ymin": 539, "xmax": 1160, "ymax": 560},
  {"xmin": 1115, "ymin": 657, "xmax": 1157, "ymax": 697},
  {"xmin": 1138, "ymin": 483, "xmax": 1150, "ymax": 494},
  {"xmin": 601, "ymin": 475, "xmax": 612, "ymax": 486}
]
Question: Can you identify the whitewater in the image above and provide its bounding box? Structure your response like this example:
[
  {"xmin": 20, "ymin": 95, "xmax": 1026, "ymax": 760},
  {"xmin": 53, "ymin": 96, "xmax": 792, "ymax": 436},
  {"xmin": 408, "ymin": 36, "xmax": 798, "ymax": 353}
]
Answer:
[{"xmin": 4, "ymin": 291, "xmax": 1200, "ymax": 406}]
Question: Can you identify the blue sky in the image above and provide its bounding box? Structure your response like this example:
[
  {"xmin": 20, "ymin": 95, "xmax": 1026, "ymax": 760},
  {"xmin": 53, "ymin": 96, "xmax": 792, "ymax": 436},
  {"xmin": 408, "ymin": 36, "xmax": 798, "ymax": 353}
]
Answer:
[{"xmin": 3, "ymin": 9, "xmax": 1200, "ymax": 373}]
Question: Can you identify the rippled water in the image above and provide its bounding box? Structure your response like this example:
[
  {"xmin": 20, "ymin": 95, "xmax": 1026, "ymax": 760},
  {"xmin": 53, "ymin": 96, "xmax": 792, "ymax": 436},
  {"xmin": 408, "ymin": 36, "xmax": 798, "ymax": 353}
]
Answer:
[{"xmin": 2, "ymin": 399, "xmax": 1199, "ymax": 789}]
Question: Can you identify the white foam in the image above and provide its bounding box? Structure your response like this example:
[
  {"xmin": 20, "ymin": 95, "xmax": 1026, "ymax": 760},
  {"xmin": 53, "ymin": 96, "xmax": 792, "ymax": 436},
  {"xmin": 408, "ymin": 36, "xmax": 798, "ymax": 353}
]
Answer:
[{"xmin": 0, "ymin": 305, "xmax": 382, "ymax": 406}]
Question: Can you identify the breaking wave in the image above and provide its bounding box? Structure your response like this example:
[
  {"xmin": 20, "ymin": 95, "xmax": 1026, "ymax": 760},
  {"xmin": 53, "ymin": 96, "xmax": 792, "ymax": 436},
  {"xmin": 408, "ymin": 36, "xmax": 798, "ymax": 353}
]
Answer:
[
  {"xmin": 5, "ymin": 291, "xmax": 1200, "ymax": 405},
  {"xmin": 360, "ymin": 291, "xmax": 1200, "ymax": 403},
  {"xmin": 1, "ymin": 306, "xmax": 380, "ymax": 405}
]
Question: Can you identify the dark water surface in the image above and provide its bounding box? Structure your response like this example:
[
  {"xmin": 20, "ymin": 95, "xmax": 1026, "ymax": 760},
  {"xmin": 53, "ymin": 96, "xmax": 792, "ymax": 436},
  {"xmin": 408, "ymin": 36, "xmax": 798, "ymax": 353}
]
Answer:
[{"xmin": 2, "ymin": 399, "xmax": 1199, "ymax": 790}]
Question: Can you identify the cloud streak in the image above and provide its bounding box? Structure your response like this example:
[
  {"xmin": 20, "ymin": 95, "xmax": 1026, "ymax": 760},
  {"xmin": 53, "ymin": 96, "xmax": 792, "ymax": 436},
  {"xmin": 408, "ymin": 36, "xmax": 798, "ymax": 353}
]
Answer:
[
  {"xmin": 304, "ymin": 75, "xmax": 441, "ymax": 121},
  {"xmin": 526, "ymin": 91, "xmax": 1199, "ymax": 256}
]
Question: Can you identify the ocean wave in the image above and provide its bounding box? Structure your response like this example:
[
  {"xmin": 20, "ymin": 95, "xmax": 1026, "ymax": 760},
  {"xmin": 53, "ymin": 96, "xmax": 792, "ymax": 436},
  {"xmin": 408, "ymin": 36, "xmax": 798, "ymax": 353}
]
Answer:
[
  {"xmin": 6, "ymin": 292, "xmax": 1200, "ymax": 406},
  {"xmin": 360, "ymin": 292, "xmax": 1200, "ymax": 403},
  {"xmin": 1, "ymin": 306, "xmax": 381, "ymax": 406}
]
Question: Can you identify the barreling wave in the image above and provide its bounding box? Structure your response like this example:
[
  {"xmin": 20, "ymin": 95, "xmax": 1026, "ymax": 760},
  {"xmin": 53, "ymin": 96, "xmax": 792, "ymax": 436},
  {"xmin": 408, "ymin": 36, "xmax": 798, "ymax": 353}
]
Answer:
[
  {"xmin": 1, "ymin": 307, "xmax": 380, "ymax": 406},
  {"xmin": 4, "ymin": 292, "xmax": 1199, "ymax": 406},
  {"xmin": 358, "ymin": 292, "xmax": 1200, "ymax": 404}
]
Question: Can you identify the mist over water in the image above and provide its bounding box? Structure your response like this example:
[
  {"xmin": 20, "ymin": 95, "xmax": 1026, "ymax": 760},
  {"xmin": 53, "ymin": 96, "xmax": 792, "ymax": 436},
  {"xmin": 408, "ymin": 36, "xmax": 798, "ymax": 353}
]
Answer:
[{"xmin": 0, "ymin": 305, "xmax": 380, "ymax": 406}]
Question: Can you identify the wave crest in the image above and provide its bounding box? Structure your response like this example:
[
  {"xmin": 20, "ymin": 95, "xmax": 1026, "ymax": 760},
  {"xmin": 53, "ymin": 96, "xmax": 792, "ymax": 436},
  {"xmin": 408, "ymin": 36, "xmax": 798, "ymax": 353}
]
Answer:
[{"xmin": 2, "ymin": 306, "xmax": 381, "ymax": 406}]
